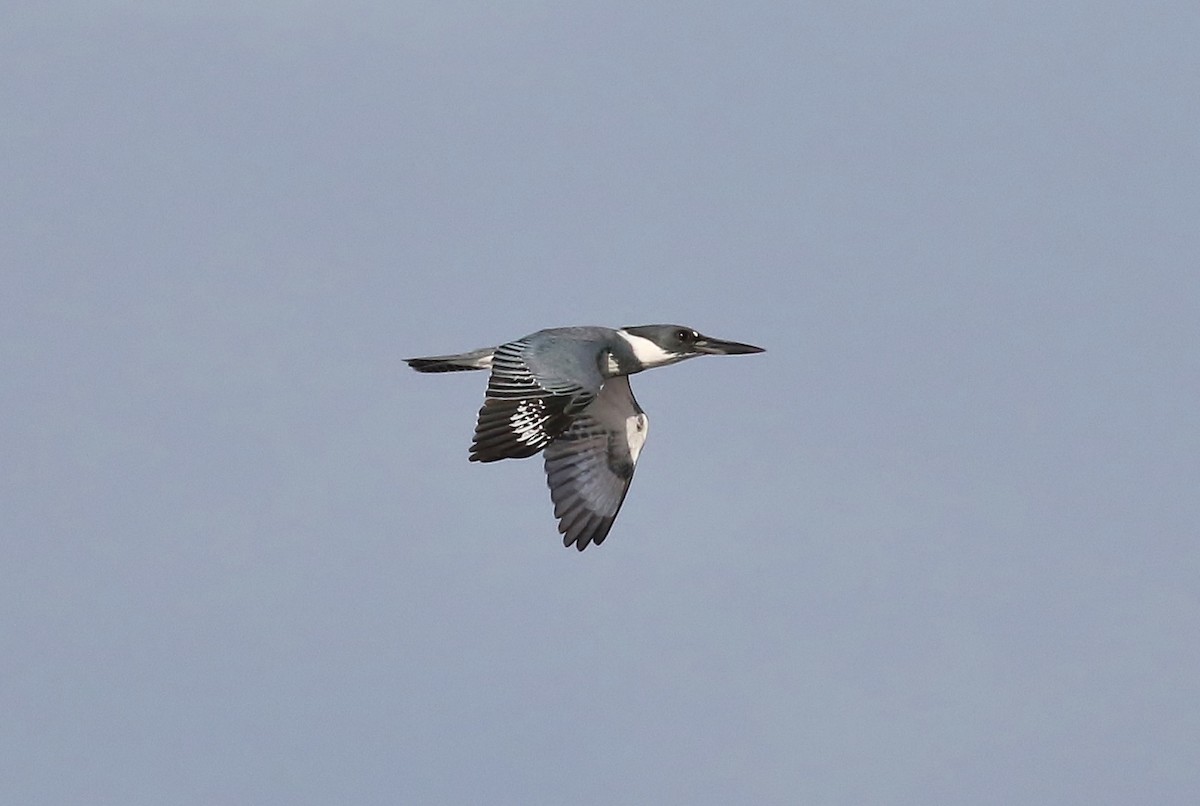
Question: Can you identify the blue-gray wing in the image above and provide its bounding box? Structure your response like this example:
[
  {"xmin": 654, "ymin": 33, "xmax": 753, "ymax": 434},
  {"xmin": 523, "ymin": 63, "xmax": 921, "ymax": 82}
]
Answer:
[
  {"xmin": 543, "ymin": 376, "xmax": 648, "ymax": 550},
  {"xmin": 469, "ymin": 337, "xmax": 601, "ymax": 462}
]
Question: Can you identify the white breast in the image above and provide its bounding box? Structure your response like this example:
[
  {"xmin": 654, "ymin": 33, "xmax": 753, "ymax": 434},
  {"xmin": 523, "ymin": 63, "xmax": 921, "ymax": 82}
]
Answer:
[{"xmin": 625, "ymin": 413, "xmax": 649, "ymax": 462}]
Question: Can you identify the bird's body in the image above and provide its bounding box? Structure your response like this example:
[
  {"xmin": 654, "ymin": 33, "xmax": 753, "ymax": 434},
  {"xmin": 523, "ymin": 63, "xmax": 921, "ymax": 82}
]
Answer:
[{"xmin": 407, "ymin": 325, "xmax": 764, "ymax": 550}]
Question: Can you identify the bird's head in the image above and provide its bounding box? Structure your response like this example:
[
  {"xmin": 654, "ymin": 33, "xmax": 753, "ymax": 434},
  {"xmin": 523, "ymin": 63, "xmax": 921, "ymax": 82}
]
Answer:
[{"xmin": 616, "ymin": 324, "xmax": 765, "ymax": 370}]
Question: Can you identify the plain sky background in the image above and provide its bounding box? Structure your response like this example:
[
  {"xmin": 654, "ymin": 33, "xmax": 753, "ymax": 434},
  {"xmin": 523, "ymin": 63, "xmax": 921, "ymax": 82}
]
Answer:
[{"xmin": 3, "ymin": 2, "xmax": 1198, "ymax": 804}]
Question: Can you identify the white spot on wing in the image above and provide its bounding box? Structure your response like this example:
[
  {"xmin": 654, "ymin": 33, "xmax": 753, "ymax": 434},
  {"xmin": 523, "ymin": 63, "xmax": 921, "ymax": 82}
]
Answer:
[{"xmin": 510, "ymin": 399, "xmax": 551, "ymax": 444}]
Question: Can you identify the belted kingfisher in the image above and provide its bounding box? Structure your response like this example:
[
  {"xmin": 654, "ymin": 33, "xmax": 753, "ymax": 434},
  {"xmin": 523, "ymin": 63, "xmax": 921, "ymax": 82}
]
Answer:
[{"xmin": 407, "ymin": 325, "xmax": 764, "ymax": 550}]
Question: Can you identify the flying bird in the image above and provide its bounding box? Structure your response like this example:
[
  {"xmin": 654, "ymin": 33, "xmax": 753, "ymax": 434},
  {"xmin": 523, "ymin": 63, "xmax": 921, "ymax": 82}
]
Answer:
[{"xmin": 407, "ymin": 325, "xmax": 764, "ymax": 550}]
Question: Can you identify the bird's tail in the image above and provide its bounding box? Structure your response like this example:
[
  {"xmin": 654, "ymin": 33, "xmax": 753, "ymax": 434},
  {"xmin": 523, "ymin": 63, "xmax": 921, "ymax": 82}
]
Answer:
[{"xmin": 405, "ymin": 347, "xmax": 495, "ymax": 373}]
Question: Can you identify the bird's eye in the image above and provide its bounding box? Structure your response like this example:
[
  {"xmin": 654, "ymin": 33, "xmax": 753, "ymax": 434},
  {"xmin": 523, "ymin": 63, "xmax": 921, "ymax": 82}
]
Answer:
[{"xmin": 675, "ymin": 329, "xmax": 694, "ymax": 343}]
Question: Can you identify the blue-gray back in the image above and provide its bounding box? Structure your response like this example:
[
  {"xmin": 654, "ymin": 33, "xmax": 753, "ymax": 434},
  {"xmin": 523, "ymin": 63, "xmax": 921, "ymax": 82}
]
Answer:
[{"xmin": 519, "ymin": 327, "xmax": 622, "ymax": 394}]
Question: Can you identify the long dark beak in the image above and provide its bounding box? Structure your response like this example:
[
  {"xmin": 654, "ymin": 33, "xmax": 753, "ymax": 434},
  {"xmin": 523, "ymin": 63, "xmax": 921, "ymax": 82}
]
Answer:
[{"xmin": 694, "ymin": 335, "xmax": 766, "ymax": 355}]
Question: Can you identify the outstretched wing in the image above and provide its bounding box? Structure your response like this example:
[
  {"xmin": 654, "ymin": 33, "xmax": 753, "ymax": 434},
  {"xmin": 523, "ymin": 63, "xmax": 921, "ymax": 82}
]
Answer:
[
  {"xmin": 469, "ymin": 338, "xmax": 598, "ymax": 462},
  {"xmin": 543, "ymin": 376, "xmax": 648, "ymax": 550}
]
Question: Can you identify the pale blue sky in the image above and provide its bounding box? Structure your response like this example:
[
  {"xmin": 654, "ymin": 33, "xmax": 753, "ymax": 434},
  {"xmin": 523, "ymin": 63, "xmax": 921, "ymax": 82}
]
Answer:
[{"xmin": 3, "ymin": 2, "xmax": 1198, "ymax": 804}]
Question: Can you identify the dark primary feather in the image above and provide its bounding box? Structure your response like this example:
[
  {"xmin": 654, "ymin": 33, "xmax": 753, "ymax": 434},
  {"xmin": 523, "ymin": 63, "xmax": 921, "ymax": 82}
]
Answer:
[
  {"xmin": 543, "ymin": 376, "xmax": 647, "ymax": 550},
  {"xmin": 470, "ymin": 396, "xmax": 575, "ymax": 461},
  {"xmin": 468, "ymin": 338, "xmax": 597, "ymax": 463}
]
